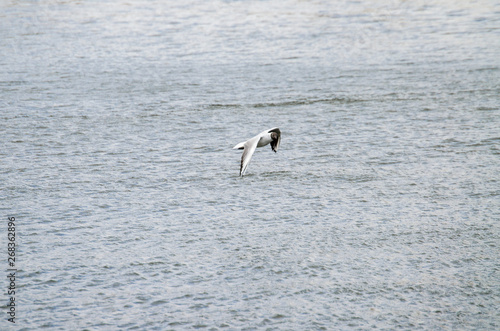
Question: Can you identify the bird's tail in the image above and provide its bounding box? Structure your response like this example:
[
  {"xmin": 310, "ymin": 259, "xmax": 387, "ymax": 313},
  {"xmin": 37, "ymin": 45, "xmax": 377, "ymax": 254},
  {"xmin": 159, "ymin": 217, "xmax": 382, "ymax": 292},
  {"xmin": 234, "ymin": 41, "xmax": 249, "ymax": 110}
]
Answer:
[{"xmin": 233, "ymin": 142, "xmax": 245, "ymax": 150}]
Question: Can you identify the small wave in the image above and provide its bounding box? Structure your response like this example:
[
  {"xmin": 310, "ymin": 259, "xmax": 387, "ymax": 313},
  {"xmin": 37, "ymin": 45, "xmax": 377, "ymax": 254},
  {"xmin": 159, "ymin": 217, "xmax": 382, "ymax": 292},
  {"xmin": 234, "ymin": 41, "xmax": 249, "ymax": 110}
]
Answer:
[
  {"xmin": 251, "ymin": 97, "xmax": 362, "ymax": 108},
  {"xmin": 207, "ymin": 97, "xmax": 363, "ymax": 110}
]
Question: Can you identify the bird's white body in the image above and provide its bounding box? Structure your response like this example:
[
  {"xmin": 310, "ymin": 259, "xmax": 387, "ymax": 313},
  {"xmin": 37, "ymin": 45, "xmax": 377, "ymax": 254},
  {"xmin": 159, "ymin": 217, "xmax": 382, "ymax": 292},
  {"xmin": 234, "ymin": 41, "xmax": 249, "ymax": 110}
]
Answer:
[{"xmin": 233, "ymin": 127, "xmax": 281, "ymax": 176}]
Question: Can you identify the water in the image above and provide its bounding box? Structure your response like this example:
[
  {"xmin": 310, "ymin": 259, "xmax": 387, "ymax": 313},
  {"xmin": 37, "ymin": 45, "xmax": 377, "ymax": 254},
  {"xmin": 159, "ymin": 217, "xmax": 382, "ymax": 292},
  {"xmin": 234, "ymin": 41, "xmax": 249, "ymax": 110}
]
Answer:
[{"xmin": 1, "ymin": 0, "xmax": 499, "ymax": 329}]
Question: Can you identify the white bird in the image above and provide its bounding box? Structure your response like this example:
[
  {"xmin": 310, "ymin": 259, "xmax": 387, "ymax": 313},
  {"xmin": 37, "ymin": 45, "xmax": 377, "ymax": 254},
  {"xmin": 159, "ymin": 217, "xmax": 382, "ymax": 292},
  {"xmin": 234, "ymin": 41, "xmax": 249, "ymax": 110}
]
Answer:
[{"xmin": 233, "ymin": 127, "xmax": 281, "ymax": 176}]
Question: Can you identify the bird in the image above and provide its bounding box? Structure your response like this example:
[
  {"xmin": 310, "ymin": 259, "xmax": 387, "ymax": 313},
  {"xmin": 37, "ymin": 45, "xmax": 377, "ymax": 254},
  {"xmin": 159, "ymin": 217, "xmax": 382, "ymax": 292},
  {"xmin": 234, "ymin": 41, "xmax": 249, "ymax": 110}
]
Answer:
[{"xmin": 233, "ymin": 127, "xmax": 281, "ymax": 176}]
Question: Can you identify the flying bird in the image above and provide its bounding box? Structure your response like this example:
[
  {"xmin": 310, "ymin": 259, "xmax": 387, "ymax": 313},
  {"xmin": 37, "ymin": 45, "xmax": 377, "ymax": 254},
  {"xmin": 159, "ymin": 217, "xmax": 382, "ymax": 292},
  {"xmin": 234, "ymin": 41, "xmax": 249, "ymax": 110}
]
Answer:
[{"xmin": 233, "ymin": 127, "xmax": 281, "ymax": 176}]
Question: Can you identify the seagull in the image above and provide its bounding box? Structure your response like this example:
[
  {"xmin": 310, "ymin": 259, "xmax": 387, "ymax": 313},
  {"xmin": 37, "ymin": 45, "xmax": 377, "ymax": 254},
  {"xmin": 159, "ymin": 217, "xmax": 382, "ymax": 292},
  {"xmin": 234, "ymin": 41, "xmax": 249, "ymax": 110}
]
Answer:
[{"xmin": 233, "ymin": 127, "xmax": 281, "ymax": 176}]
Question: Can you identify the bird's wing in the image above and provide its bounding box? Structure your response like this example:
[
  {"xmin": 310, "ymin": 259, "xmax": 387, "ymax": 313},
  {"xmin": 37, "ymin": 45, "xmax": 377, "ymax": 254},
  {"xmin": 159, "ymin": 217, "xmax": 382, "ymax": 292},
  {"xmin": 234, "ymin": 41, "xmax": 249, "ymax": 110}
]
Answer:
[
  {"xmin": 240, "ymin": 136, "xmax": 259, "ymax": 176},
  {"xmin": 269, "ymin": 128, "xmax": 281, "ymax": 152}
]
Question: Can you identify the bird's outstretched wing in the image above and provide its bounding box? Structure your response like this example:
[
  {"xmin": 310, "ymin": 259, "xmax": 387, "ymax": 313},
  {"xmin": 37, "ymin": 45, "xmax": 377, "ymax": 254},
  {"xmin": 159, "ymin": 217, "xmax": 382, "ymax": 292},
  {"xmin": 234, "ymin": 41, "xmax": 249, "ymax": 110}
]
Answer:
[
  {"xmin": 269, "ymin": 128, "xmax": 281, "ymax": 153},
  {"xmin": 240, "ymin": 136, "xmax": 259, "ymax": 176}
]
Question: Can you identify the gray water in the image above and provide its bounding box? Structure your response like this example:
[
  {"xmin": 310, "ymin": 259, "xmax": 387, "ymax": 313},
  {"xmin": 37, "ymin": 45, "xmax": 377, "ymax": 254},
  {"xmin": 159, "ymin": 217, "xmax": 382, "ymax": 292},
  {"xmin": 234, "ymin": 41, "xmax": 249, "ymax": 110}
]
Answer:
[{"xmin": 1, "ymin": 0, "xmax": 499, "ymax": 330}]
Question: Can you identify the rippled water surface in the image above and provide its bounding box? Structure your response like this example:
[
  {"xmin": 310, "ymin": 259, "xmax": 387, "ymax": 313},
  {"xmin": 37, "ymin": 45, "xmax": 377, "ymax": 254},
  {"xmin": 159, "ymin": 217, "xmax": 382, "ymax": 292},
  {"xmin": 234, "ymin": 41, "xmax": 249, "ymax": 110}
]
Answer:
[{"xmin": 1, "ymin": 0, "xmax": 499, "ymax": 330}]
